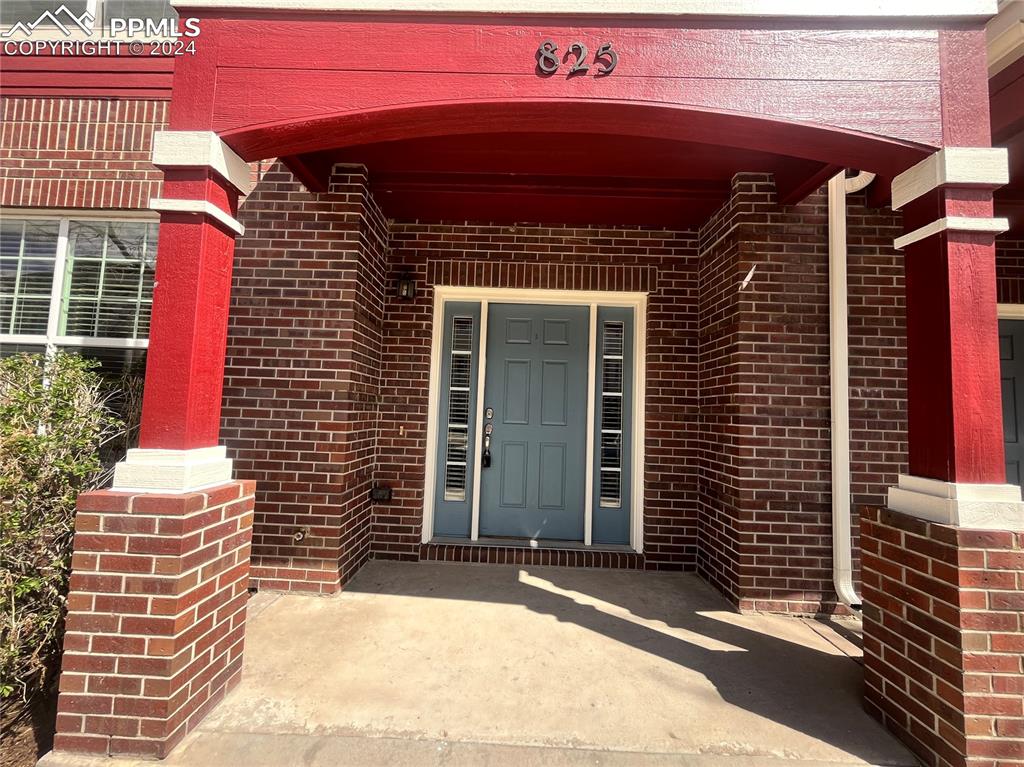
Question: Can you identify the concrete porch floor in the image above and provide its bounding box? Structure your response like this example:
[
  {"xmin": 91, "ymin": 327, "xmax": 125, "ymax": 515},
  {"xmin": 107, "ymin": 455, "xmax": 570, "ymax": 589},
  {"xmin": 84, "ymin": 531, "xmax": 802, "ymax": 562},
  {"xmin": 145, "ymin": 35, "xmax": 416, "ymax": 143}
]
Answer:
[{"xmin": 44, "ymin": 561, "xmax": 919, "ymax": 767}]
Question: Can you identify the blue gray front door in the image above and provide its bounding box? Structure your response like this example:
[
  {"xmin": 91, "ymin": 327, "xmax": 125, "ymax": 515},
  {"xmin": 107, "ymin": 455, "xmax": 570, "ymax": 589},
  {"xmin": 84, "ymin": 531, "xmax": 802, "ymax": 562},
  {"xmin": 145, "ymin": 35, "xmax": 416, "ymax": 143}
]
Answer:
[
  {"xmin": 431, "ymin": 298, "xmax": 635, "ymax": 545},
  {"xmin": 1000, "ymin": 319, "xmax": 1024, "ymax": 485},
  {"xmin": 480, "ymin": 304, "xmax": 590, "ymax": 540}
]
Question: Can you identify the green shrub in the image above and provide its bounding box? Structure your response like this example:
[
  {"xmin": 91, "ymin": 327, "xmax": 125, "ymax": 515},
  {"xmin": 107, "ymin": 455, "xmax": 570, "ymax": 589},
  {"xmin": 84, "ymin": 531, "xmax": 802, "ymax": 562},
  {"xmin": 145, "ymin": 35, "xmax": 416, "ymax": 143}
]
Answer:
[{"xmin": 0, "ymin": 352, "xmax": 123, "ymax": 702}]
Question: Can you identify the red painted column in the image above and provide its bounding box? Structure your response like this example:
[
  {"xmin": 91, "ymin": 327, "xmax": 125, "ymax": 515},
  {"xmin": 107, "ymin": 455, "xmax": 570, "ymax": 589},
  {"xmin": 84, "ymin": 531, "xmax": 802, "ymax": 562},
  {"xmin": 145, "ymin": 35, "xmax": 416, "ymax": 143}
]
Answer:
[
  {"xmin": 898, "ymin": 28, "xmax": 1009, "ymax": 485},
  {"xmin": 138, "ymin": 169, "xmax": 241, "ymax": 450},
  {"xmin": 901, "ymin": 193, "xmax": 1005, "ymax": 484}
]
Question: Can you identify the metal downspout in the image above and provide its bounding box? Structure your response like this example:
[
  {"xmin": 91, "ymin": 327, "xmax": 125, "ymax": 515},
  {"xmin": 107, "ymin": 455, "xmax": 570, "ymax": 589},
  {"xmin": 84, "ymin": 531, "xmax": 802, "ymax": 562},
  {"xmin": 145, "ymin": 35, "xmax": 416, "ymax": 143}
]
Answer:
[{"xmin": 828, "ymin": 169, "xmax": 875, "ymax": 611}]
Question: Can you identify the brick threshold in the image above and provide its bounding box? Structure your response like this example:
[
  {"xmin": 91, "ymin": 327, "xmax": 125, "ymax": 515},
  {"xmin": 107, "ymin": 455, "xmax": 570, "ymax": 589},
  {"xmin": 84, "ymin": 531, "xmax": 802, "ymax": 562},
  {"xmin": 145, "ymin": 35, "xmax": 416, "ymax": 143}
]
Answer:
[{"xmin": 420, "ymin": 539, "xmax": 643, "ymax": 569}]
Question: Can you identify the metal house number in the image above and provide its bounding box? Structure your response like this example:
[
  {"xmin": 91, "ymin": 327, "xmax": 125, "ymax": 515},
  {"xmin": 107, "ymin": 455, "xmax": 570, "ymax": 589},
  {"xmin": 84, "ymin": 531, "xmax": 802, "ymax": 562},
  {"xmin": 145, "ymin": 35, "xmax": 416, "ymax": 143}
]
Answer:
[{"xmin": 536, "ymin": 40, "xmax": 618, "ymax": 77}]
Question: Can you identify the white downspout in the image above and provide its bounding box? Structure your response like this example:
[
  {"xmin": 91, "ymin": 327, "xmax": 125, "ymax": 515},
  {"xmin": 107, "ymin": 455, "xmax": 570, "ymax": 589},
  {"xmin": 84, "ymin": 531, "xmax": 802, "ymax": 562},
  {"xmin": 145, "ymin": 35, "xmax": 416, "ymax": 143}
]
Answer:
[{"xmin": 828, "ymin": 169, "xmax": 875, "ymax": 611}]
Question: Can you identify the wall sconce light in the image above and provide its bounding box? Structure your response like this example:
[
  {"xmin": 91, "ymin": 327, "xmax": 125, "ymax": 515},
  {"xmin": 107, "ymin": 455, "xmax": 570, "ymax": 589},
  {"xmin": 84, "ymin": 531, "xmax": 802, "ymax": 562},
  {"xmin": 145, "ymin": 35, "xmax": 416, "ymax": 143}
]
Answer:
[{"xmin": 396, "ymin": 273, "xmax": 417, "ymax": 300}]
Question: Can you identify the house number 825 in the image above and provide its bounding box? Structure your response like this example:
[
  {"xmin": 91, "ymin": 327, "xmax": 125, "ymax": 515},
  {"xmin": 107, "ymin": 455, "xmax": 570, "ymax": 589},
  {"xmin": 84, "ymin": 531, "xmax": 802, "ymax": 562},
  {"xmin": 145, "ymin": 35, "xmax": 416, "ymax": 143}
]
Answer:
[{"xmin": 537, "ymin": 40, "xmax": 618, "ymax": 76}]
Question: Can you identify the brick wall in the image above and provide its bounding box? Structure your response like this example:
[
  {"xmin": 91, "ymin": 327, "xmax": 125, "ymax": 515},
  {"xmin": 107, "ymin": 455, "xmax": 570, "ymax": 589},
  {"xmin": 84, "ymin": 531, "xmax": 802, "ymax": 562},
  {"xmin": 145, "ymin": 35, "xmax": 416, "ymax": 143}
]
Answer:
[
  {"xmin": 696, "ymin": 174, "xmax": 907, "ymax": 613},
  {"xmin": 862, "ymin": 508, "xmax": 1024, "ymax": 767},
  {"xmin": 375, "ymin": 222, "xmax": 700, "ymax": 569},
  {"xmin": 846, "ymin": 191, "xmax": 909, "ymax": 582},
  {"xmin": 221, "ymin": 163, "xmax": 387, "ymax": 594},
  {"xmin": 0, "ymin": 98, "xmax": 167, "ymax": 209},
  {"xmin": 218, "ymin": 165, "xmax": 909, "ymax": 609},
  {"xmin": 54, "ymin": 481, "xmax": 254, "ymax": 758},
  {"xmin": 222, "ymin": 165, "xmax": 707, "ymax": 591},
  {"xmin": 694, "ymin": 173, "xmax": 760, "ymax": 603}
]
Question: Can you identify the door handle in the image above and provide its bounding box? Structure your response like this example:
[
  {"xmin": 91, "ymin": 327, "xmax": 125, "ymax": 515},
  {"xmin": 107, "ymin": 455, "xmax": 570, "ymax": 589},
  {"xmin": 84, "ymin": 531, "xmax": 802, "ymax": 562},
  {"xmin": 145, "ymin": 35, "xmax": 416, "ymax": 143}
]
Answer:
[{"xmin": 481, "ymin": 419, "xmax": 493, "ymax": 466}]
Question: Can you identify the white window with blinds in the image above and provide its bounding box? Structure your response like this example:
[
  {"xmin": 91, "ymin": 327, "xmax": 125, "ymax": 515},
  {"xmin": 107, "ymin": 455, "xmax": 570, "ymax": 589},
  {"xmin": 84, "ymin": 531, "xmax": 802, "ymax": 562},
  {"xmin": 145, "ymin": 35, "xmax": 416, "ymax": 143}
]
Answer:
[{"xmin": 0, "ymin": 213, "xmax": 157, "ymax": 371}]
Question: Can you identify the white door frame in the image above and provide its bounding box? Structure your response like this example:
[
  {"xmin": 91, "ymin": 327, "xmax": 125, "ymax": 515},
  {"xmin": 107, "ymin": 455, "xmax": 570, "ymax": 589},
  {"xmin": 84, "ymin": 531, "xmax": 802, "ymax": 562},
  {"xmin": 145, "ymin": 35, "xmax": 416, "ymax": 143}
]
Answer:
[
  {"xmin": 998, "ymin": 304, "xmax": 1024, "ymax": 320},
  {"xmin": 422, "ymin": 286, "xmax": 647, "ymax": 552}
]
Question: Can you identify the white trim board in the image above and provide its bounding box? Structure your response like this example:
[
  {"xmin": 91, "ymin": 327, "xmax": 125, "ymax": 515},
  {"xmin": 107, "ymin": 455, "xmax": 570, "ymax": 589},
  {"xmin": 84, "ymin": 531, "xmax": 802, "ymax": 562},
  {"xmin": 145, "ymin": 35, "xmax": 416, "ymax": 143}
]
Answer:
[
  {"xmin": 0, "ymin": 334, "xmax": 150, "ymax": 349},
  {"xmin": 891, "ymin": 147, "xmax": 1009, "ymax": 211},
  {"xmin": 113, "ymin": 446, "xmax": 234, "ymax": 493},
  {"xmin": 989, "ymin": 20, "xmax": 1024, "ymax": 74},
  {"xmin": 988, "ymin": 0, "xmax": 1024, "ymax": 75},
  {"xmin": 469, "ymin": 300, "xmax": 489, "ymax": 541},
  {"xmin": 152, "ymin": 131, "xmax": 253, "ymax": 196},
  {"xmin": 149, "ymin": 198, "xmax": 245, "ymax": 236},
  {"xmin": 0, "ymin": 207, "xmax": 158, "ymax": 222},
  {"xmin": 893, "ymin": 215, "xmax": 1009, "ymax": 250},
  {"xmin": 888, "ymin": 474, "xmax": 1024, "ymax": 530},
  {"xmin": 422, "ymin": 286, "xmax": 648, "ymax": 553},
  {"xmin": 170, "ymin": 0, "xmax": 996, "ymax": 17},
  {"xmin": 998, "ymin": 303, "xmax": 1024, "ymax": 320},
  {"xmin": 584, "ymin": 304, "xmax": 598, "ymax": 547}
]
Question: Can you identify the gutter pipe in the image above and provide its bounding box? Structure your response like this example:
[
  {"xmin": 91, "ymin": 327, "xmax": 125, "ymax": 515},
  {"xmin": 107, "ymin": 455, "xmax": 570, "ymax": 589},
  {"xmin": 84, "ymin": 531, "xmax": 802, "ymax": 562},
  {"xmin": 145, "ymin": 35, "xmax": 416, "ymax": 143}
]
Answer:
[{"xmin": 827, "ymin": 169, "xmax": 875, "ymax": 611}]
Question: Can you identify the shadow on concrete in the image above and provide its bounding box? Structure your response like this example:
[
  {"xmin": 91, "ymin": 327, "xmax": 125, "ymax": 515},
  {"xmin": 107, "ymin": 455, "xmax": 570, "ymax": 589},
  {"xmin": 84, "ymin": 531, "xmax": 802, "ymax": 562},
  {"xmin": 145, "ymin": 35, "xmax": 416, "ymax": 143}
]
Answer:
[{"xmin": 344, "ymin": 562, "xmax": 915, "ymax": 766}]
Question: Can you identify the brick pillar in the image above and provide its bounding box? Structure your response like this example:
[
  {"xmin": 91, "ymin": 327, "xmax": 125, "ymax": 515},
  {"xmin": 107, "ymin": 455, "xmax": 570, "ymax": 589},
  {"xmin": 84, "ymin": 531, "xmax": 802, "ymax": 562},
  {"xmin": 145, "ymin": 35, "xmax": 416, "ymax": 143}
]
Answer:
[
  {"xmin": 53, "ymin": 481, "xmax": 254, "ymax": 758},
  {"xmin": 862, "ymin": 508, "xmax": 1024, "ymax": 767},
  {"xmin": 864, "ymin": 34, "xmax": 1023, "ymax": 763}
]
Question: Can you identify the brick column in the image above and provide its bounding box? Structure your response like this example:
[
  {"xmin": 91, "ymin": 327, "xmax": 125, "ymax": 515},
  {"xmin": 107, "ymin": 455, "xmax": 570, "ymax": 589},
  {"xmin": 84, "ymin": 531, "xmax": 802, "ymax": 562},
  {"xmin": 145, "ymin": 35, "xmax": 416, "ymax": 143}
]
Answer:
[
  {"xmin": 52, "ymin": 482, "xmax": 255, "ymax": 758},
  {"xmin": 862, "ymin": 508, "xmax": 1023, "ymax": 767}
]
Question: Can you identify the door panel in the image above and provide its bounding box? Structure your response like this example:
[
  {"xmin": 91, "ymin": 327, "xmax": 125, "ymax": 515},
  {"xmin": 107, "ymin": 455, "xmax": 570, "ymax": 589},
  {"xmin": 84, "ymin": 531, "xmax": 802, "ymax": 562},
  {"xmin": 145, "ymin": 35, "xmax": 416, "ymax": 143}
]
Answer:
[
  {"xmin": 480, "ymin": 303, "xmax": 589, "ymax": 540},
  {"xmin": 538, "ymin": 443, "xmax": 567, "ymax": 509},
  {"xmin": 541, "ymin": 361, "xmax": 568, "ymax": 425},
  {"xmin": 499, "ymin": 442, "xmax": 528, "ymax": 507},
  {"xmin": 999, "ymin": 319, "xmax": 1024, "ymax": 487},
  {"xmin": 506, "ymin": 317, "xmax": 532, "ymax": 343},
  {"xmin": 543, "ymin": 319, "xmax": 570, "ymax": 345},
  {"xmin": 503, "ymin": 360, "xmax": 531, "ymax": 424}
]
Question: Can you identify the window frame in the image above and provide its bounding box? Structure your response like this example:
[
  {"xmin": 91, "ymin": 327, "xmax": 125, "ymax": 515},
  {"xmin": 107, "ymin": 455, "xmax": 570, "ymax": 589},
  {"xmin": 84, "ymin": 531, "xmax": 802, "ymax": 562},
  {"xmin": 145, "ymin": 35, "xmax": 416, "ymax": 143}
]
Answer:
[{"xmin": 0, "ymin": 208, "xmax": 156, "ymax": 354}]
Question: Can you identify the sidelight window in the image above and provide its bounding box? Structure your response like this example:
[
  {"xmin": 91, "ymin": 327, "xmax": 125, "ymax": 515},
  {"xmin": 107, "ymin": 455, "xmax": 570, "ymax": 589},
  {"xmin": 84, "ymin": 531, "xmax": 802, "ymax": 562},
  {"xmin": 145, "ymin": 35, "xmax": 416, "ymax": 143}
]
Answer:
[
  {"xmin": 598, "ymin": 320, "xmax": 625, "ymax": 508},
  {"xmin": 443, "ymin": 316, "xmax": 475, "ymax": 501}
]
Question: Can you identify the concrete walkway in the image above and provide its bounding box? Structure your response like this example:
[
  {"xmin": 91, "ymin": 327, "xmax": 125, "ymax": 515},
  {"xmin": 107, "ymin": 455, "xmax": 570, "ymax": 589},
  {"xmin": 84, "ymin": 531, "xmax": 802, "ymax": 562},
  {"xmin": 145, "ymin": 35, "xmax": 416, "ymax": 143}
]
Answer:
[{"xmin": 42, "ymin": 561, "xmax": 918, "ymax": 767}]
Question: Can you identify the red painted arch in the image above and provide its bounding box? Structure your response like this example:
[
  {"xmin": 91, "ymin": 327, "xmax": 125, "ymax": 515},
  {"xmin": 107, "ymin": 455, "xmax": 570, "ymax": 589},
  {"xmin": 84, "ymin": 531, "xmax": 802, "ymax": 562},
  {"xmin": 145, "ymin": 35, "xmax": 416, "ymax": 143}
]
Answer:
[
  {"xmin": 166, "ymin": 14, "xmax": 951, "ymax": 179},
  {"xmin": 217, "ymin": 99, "xmax": 931, "ymax": 179}
]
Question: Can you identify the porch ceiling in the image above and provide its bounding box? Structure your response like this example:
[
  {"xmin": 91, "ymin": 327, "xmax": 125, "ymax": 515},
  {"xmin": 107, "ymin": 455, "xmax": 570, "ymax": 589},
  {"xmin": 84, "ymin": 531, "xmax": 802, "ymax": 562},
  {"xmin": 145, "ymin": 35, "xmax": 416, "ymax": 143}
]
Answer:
[{"xmin": 283, "ymin": 132, "xmax": 835, "ymax": 228}]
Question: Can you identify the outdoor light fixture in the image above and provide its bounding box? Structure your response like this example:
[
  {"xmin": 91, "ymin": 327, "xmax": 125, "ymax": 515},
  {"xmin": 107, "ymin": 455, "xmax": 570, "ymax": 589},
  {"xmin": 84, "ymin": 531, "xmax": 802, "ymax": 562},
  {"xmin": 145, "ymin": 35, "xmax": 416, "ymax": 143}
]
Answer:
[{"xmin": 396, "ymin": 273, "xmax": 417, "ymax": 300}]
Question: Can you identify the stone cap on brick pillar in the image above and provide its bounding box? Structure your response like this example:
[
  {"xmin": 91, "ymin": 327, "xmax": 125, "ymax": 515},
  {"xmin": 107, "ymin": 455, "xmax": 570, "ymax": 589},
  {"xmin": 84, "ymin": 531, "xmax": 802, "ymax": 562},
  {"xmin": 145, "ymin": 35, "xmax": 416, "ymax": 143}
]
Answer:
[
  {"xmin": 112, "ymin": 447, "xmax": 234, "ymax": 494},
  {"xmin": 888, "ymin": 474, "xmax": 1024, "ymax": 530}
]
